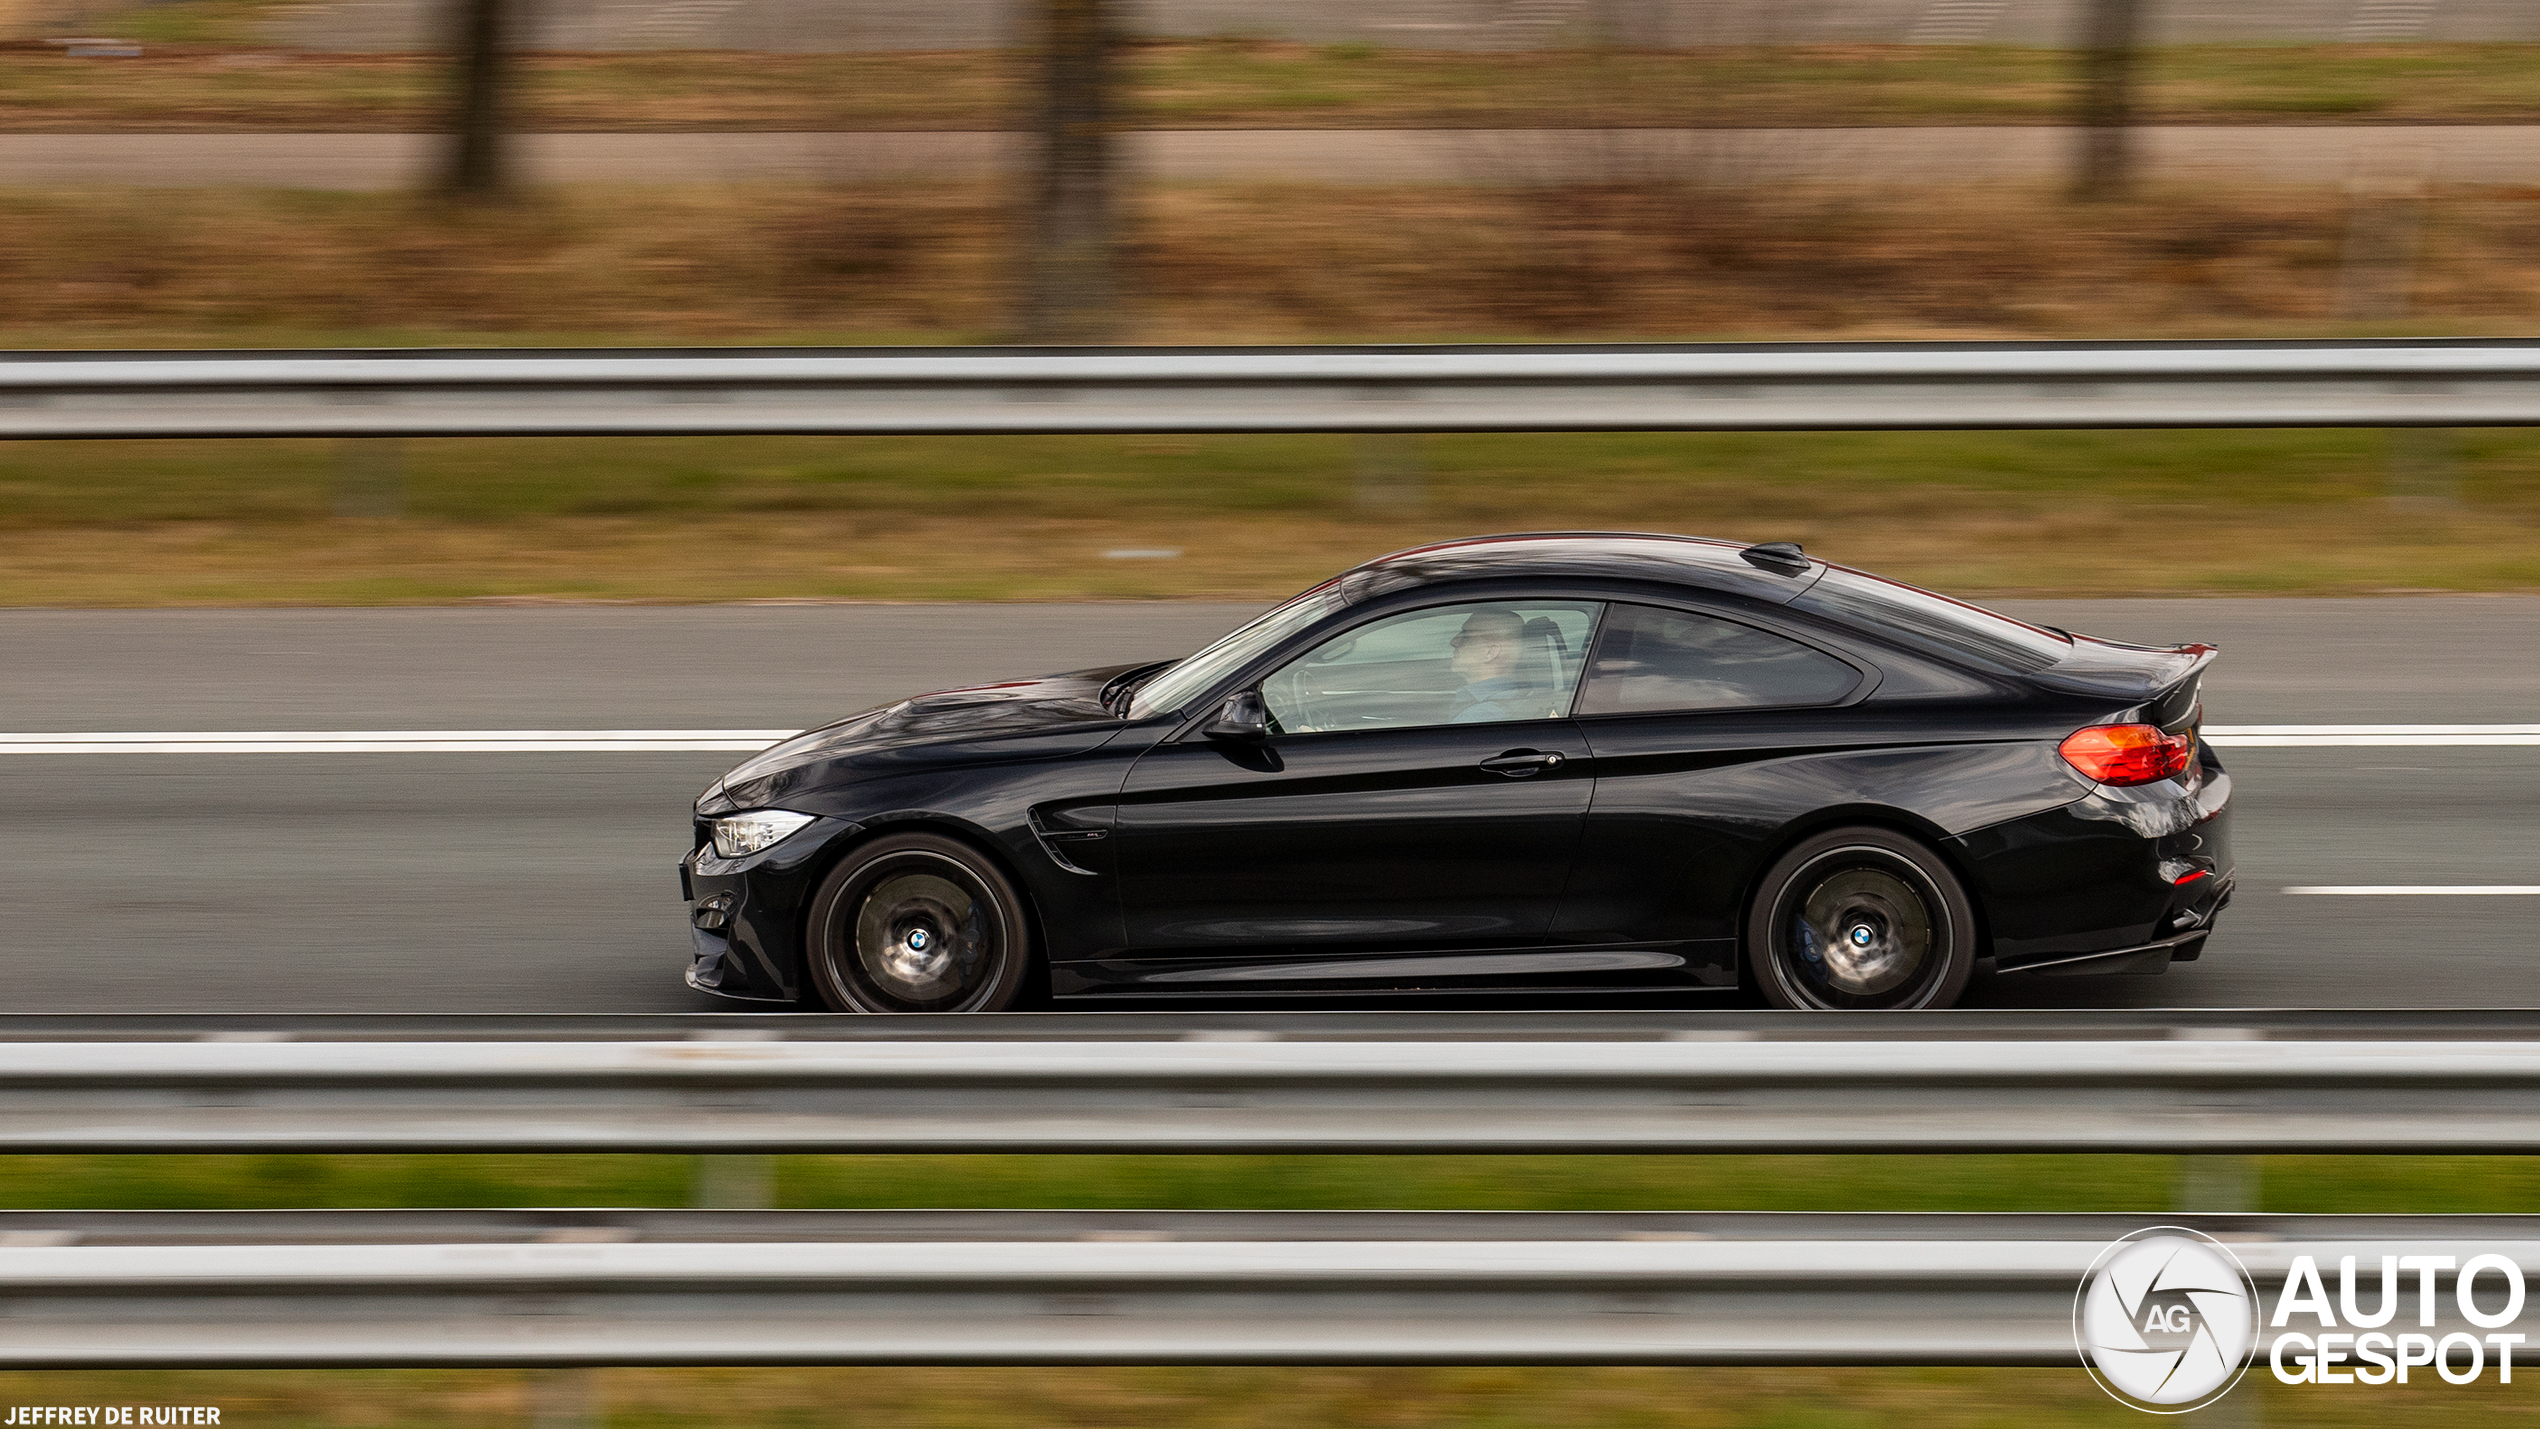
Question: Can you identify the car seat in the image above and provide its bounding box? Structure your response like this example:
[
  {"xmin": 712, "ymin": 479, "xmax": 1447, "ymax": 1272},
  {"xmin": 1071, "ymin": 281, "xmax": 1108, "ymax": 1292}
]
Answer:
[{"xmin": 1516, "ymin": 616, "xmax": 1572, "ymax": 719}]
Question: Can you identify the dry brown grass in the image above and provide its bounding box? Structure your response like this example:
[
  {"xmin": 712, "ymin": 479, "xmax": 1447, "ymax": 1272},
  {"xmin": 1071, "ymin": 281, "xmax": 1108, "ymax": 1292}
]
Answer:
[
  {"xmin": 0, "ymin": 186, "xmax": 1001, "ymax": 338},
  {"xmin": 7, "ymin": 178, "xmax": 2540, "ymax": 343},
  {"xmin": 1132, "ymin": 180, "xmax": 2540, "ymax": 339},
  {"xmin": 11, "ymin": 39, "xmax": 2540, "ymax": 131},
  {"xmin": 0, "ymin": 500, "xmax": 2530, "ymax": 606}
]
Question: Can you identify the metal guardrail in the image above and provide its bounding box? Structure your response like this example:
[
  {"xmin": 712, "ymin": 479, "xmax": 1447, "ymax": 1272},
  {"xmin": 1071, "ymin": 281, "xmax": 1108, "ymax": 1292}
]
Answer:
[
  {"xmin": 8, "ymin": 339, "xmax": 2540, "ymax": 438},
  {"xmin": 0, "ymin": 1209, "xmax": 2529, "ymax": 1367},
  {"xmin": 9, "ymin": 1031, "xmax": 2540, "ymax": 1154}
]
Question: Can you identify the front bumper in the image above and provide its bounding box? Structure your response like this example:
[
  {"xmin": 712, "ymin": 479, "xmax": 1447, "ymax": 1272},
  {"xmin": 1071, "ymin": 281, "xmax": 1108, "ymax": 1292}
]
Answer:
[{"xmin": 680, "ymin": 816, "xmax": 862, "ymax": 1002}]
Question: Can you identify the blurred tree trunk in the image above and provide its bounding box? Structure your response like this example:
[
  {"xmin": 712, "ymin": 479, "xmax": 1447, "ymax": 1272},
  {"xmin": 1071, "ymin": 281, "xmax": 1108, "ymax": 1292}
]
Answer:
[
  {"xmin": 1018, "ymin": 0, "xmax": 1119, "ymax": 343},
  {"xmin": 2071, "ymin": 0, "xmax": 2142, "ymax": 201},
  {"xmin": 443, "ymin": 0, "xmax": 513, "ymax": 197}
]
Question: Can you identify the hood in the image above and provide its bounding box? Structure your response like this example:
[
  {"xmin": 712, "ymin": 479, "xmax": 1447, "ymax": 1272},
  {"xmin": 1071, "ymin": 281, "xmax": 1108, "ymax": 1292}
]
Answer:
[
  {"xmin": 2030, "ymin": 635, "xmax": 2219, "ymax": 704},
  {"xmin": 695, "ymin": 664, "xmax": 1141, "ymax": 815}
]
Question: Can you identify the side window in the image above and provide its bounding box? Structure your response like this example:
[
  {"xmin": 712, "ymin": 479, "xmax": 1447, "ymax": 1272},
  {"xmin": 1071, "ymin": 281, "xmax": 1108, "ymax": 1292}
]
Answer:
[
  {"xmin": 1576, "ymin": 604, "xmax": 1860, "ymax": 716},
  {"xmin": 1261, "ymin": 601, "xmax": 1602, "ymax": 734}
]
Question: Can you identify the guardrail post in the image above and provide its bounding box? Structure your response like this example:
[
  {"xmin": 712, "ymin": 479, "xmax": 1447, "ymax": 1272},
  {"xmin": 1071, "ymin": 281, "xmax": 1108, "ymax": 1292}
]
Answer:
[
  {"xmin": 2176, "ymin": 1150, "xmax": 2267, "ymax": 1424},
  {"xmin": 2385, "ymin": 427, "xmax": 2461, "ymax": 511},
  {"xmin": 693, "ymin": 1154, "xmax": 775, "ymax": 1209},
  {"xmin": 526, "ymin": 1367, "xmax": 600, "ymax": 1429},
  {"xmin": 2170, "ymin": 1029, "xmax": 2262, "ymax": 1217},
  {"xmin": 333, "ymin": 437, "xmax": 405, "ymax": 518},
  {"xmin": 2336, "ymin": 177, "xmax": 2422, "ymax": 322},
  {"xmin": 1353, "ymin": 433, "xmax": 1426, "ymax": 509},
  {"xmin": 2175, "ymin": 1154, "xmax": 2258, "ymax": 1213}
]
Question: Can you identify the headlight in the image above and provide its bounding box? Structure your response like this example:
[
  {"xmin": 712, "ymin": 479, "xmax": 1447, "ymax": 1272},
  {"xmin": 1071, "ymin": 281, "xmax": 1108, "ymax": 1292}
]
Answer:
[{"xmin": 710, "ymin": 809, "xmax": 817, "ymax": 859}]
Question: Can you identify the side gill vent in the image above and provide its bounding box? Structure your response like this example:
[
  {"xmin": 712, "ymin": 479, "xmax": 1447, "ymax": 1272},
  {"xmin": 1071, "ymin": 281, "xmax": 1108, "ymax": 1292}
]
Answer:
[{"xmin": 1029, "ymin": 808, "xmax": 1109, "ymax": 876}]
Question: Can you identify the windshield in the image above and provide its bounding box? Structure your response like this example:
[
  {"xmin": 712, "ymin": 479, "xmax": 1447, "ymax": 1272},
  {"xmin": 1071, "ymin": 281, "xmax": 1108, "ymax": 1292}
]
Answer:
[{"xmin": 1127, "ymin": 582, "xmax": 1352, "ymax": 719}]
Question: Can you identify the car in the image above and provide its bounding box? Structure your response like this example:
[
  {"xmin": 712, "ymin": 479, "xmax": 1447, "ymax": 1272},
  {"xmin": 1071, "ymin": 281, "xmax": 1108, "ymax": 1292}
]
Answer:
[{"xmin": 680, "ymin": 532, "xmax": 2233, "ymax": 1013}]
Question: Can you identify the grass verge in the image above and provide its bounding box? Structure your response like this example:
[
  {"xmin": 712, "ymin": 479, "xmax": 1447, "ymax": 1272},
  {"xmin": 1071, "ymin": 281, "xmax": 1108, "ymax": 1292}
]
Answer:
[
  {"xmin": 13, "ymin": 38, "xmax": 2540, "ymax": 130},
  {"xmin": 2, "ymin": 428, "xmax": 2536, "ymax": 602},
  {"xmin": 5, "ymin": 1151, "xmax": 2536, "ymax": 1213}
]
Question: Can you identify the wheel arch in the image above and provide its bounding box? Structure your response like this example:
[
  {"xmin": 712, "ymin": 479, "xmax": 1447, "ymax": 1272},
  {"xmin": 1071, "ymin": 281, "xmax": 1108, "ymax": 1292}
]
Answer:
[
  {"xmin": 1734, "ymin": 803, "xmax": 1995, "ymax": 985},
  {"xmin": 793, "ymin": 812, "xmax": 1050, "ymax": 1004}
]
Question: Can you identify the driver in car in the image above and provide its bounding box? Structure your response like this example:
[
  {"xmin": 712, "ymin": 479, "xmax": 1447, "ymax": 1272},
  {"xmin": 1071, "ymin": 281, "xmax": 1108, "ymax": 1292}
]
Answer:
[{"xmin": 1447, "ymin": 608, "xmax": 1531, "ymax": 723}]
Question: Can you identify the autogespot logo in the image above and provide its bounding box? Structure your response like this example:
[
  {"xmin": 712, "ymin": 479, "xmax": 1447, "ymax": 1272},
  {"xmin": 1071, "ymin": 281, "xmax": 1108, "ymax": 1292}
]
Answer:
[{"xmin": 2075, "ymin": 1227, "xmax": 2259, "ymax": 1413}]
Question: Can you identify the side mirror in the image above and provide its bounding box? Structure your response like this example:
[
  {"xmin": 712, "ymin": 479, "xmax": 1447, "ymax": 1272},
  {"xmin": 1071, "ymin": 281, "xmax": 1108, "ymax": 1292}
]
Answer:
[{"xmin": 1202, "ymin": 690, "xmax": 1269, "ymax": 743}]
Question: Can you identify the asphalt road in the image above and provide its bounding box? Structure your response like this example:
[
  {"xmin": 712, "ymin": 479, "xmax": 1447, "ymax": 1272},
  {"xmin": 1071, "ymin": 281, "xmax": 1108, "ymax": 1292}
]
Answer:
[
  {"xmin": 0, "ymin": 598, "xmax": 2531, "ymax": 1013},
  {"xmin": 5, "ymin": 127, "xmax": 2530, "ymax": 191}
]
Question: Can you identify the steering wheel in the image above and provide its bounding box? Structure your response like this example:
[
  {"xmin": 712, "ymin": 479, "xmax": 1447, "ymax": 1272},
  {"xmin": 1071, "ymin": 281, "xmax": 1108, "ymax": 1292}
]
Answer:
[{"xmin": 1266, "ymin": 663, "xmax": 1330, "ymax": 733}]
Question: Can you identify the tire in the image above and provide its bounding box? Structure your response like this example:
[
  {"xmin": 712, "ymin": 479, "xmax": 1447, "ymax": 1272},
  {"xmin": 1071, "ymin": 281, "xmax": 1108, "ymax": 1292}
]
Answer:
[
  {"xmin": 804, "ymin": 832, "xmax": 1032, "ymax": 1013},
  {"xmin": 1746, "ymin": 826, "xmax": 1976, "ymax": 1011}
]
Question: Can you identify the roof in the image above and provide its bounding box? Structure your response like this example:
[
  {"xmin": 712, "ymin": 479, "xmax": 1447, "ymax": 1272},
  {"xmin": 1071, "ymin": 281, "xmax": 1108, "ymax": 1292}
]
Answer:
[{"xmin": 1336, "ymin": 532, "xmax": 1824, "ymax": 607}]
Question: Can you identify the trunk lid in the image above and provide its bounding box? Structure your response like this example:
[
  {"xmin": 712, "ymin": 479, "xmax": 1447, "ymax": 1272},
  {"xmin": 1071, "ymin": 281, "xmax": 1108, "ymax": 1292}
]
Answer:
[{"xmin": 2032, "ymin": 634, "xmax": 2219, "ymax": 713}]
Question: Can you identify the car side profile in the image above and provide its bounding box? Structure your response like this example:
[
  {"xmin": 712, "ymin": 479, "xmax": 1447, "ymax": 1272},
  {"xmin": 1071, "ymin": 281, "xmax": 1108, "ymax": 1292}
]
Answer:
[{"xmin": 680, "ymin": 533, "xmax": 2233, "ymax": 1012}]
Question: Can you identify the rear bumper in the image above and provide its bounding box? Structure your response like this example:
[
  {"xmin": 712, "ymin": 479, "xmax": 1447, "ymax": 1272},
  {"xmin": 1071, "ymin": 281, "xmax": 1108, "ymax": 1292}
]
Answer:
[
  {"xmin": 1953, "ymin": 766, "xmax": 2234, "ymax": 976},
  {"xmin": 2010, "ymin": 926, "xmax": 2207, "ymax": 977}
]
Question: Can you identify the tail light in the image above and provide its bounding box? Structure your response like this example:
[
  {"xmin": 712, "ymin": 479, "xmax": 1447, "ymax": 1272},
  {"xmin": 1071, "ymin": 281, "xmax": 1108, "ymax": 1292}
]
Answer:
[{"xmin": 2060, "ymin": 723, "xmax": 2194, "ymax": 786}]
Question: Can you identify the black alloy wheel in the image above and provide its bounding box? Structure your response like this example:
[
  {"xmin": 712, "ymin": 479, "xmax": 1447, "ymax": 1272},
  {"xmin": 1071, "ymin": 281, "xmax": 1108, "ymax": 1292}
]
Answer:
[
  {"xmin": 1746, "ymin": 826, "xmax": 1977, "ymax": 1011},
  {"xmin": 805, "ymin": 832, "xmax": 1031, "ymax": 1013}
]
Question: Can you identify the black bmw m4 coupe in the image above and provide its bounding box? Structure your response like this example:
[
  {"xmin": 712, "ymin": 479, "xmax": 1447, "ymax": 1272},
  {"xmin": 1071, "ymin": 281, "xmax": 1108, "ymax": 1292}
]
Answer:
[{"xmin": 681, "ymin": 533, "xmax": 2233, "ymax": 1013}]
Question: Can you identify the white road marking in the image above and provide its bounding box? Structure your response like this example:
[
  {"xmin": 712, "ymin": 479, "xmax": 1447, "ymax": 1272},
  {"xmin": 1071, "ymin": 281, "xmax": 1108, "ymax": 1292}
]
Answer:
[
  {"xmin": 2286, "ymin": 886, "xmax": 2540, "ymax": 895},
  {"xmin": 2205, "ymin": 725, "xmax": 2540, "ymax": 747},
  {"xmin": 0, "ymin": 724, "xmax": 2527, "ymax": 754}
]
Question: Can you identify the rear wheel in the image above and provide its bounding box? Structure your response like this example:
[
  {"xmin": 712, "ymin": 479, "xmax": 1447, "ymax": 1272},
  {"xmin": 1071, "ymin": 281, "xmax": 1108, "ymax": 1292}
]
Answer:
[
  {"xmin": 1746, "ymin": 826, "xmax": 1975, "ymax": 1011},
  {"xmin": 805, "ymin": 832, "xmax": 1031, "ymax": 1013}
]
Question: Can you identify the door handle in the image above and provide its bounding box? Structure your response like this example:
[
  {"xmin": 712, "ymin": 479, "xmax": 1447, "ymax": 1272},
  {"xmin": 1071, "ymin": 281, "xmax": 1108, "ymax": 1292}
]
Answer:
[{"xmin": 1479, "ymin": 749, "xmax": 1565, "ymax": 778}]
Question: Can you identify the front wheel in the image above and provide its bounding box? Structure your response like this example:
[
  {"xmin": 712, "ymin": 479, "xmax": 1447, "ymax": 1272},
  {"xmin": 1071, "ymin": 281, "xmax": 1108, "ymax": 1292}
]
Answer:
[
  {"xmin": 804, "ymin": 832, "xmax": 1031, "ymax": 1013},
  {"xmin": 1746, "ymin": 826, "xmax": 1976, "ymax": 1011}
]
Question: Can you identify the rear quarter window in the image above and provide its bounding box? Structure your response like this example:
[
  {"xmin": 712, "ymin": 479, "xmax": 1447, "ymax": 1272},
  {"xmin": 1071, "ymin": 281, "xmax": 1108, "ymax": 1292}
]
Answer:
[
  {"xmin": 1795, "ymin": 571, "xmax": 2072, "ymax": 674},
  {"xmin": 1576, "ymin": 604, "xmax": 1861, "ymax": 715}
]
